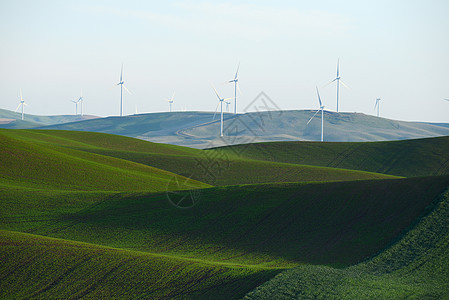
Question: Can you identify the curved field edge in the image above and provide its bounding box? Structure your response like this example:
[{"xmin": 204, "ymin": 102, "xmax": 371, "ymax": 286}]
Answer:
[
  {"xmin": 244, "ymin": 186, "xmax": 449, "ymax": 299},
  {"xmin": 0, "ymin": 129, "xmax": 399, "ymax": 187},
  {"xmin": 2, "ymin": 176, "xmax": 449, "ymax": 269},
  {"xmin": 0, "ymin": 230, "xmax": 281, "ymax": 299},
  {"xmin": 209, "ymin": 135, "xmax": 449, "ymax": 178},
  {"xmin": 0, "ymin": 129, "xmax": 209, "ymax": 191}
]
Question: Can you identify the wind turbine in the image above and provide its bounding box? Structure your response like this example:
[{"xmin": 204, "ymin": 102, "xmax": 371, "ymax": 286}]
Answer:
[
  {"xmin": 326, "ymin": 59, "xmax": 348, "ymax": 112},
  {"xmin": 212, "ymin": 86, "xmax": 232, "ymax": 137},
  {"xmin": 115, "ymin": 64, "xmax": 131, "ymax": 117},
  {"xmin": 70, "ymin": 100, "xmax": 78, "ymax": 115},
  {"xmin": 225, "ymin": 100, "xmax": 231, "ymax": 112},
  {"xmin": 78, "ymin": 90, "xmax": 84, "ymax": 116},
  {"xmin": 167, "ymin": 92, "xmax": 175, "ymax": 112},
  {"xmin": 15, "ymin": 89, "xmax": 27, "ymax": 120},
  {"xmin": 306, "ymin": 87, "xmax": 325, "ymax": 142},
  {"xmin": 228, "ymin": 63, "xmax": 241, "ymax": 114},
  {"xmin": 374, "ymin": 98, "xmax": 381, "ymax": 117},
  {"xmin": 445, "ymin": 99, "xmax": 449, "ymax": 102}
]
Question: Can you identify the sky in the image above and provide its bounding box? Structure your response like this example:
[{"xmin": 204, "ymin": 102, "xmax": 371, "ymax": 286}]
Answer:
[{"xmin": 1, "ymin": 0, "xmax": 448, "ymax": 122}]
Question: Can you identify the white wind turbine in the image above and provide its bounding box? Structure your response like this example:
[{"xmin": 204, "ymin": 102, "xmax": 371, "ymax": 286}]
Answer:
[
  {"xmin": 78, "ymin": 90, "xmax": 84, "ymax": 116},
  {"xmin": 212, "ymin": 86, "xmax": 233, "ymax": 137},
  {"xmin": 374, "ymin": 98, "xmax": 381, "ymax": 117},
  {"xmin": 70, "ymin": 99, "xmax": 79, "ymax": 115},
  {"xmin": 167, "ymin": 92, "xmax": 175, "ymax": 112},
  {"xmin": 306, "ymin": 87, "xmax": 325, "ymax": 142},
  {"xmin": 225, "ymin": 100, "xmax": 231, "ymax": 112},
  {"xmin": 115, "ymin": 64, "xmax": 131, "ymax": 117},
  {"xmin": 228, "ymin": 63, "xmax": 241, "ymax": 114},
  {"xmin": 15, "ymin": 89, "xmax": 27, "ymax": 120},
  {"xmin": 326, "ymin": 59, "xmax": 348, "ymax": 112}
]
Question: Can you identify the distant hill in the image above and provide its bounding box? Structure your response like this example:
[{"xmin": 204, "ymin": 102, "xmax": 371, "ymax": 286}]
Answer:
[
  {"xmin": 36, "ymin": 110, "xmax": 449, "ymax": 148},
  {"xmin": 210, "ymin": 135, "xmax": 449, "ymax": 178},
  {"xmin": 0, "ymin": 108, "xmax": 99, "ymax": 129}
]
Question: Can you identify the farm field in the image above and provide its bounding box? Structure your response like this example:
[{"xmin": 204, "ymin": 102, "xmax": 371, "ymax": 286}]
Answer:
[{"xmin": 1, "ymin": 129, "xmax": 449, "ymax": 298}]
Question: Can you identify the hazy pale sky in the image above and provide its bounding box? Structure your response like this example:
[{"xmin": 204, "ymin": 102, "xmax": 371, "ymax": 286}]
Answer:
[{"xmin": 1, "ymin": 0, "xmax": 448, "ymax": 122}]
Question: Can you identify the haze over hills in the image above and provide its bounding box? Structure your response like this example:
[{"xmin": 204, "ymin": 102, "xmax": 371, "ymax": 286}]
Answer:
[
  {"xmin": 0, "ymin": 108, "xmax": 99, "ymax": 129},
  {"xmin": 23, "ymin": 110, "xmax": 449, "ymax": 148}
]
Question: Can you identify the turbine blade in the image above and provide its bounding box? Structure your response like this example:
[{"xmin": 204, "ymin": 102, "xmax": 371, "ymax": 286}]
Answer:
[
  {"xmin": 340, "ymin": 80, "xmax": 350, "ymax": 89},
  {"xmin": 234, "ymin": 62, "xmax": 240, "ymax": 80},
  {"xmin": 237, "ymin": 83, "xmax": 243, "ymax": 95},
  {"xmin": 120, "ymin": 64, "xmax": 123, "ymax": 82},
  {"xmin": 171, "ymin": 92, "xmax": 175, "ymax": 101},
  {"xmin": 336, "ymin": 58, "xmax": 340, "ymax": 77},
  {"xmin": 324, "ymin": 78, "xmax": 337, "ymax": 88},
  {"xmin": 306, "ymin": 110, "xmax": 320, "ymax": 125},
  {"xmin": 444, "ymin": 99, "xmax": 449, "ymax": 101},
  {"xmin": 123, "ymin": 84, "xmax": 132, "ymax": 95},
  {"xmin": 374, "ymin": 101, "xmax": 378, "ymax": 110},
  {"xmin": 316, "ymin": 86, "xmax": 322, "ymax": 107},
  {"xmin": 15, "ymin": 103, "xmax": 21, "ymax": 112},
  {"xmin": 212, "ymin": 101, "xmax": 220, "ymax": 120},
  {"xmin": 212, "ymin": 85, "xmax": 222, "ymax": 101},
  {"xmin": 20, "ymin": 89, "xmax": 23, "ymax": 101}
]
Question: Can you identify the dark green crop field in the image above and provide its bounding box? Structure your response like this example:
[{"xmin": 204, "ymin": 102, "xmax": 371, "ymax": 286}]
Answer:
[
  {"xmin": 1, "ymin": 128, "xmax": 449, "ymax": 299},
  {"xmin": 210, "ymin": 135, "xmax": 449, "ymax": 177},
  {"xmin": 245, "ymin": 187, "xmax": 449, "ymax": 299}
]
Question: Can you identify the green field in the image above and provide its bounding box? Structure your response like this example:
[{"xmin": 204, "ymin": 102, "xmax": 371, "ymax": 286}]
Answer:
[
  {"xmin": 210, "ymin": 135, "xmax": 449, "ymax": 177},
  {"xmin": 1, "ymin": 128, "xmax": 449, "ymax": 298},
  {"xmin": 2, "ymin": 129, "xmax": 396, "ymax": 186},
  {"xmin": 245, "ymin": 187, "xmax": 449, "ymax": 299}
]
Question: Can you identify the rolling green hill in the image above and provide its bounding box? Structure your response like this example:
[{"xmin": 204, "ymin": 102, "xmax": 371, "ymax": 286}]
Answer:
[
  {"xmin": 0, "ymin": 230, "xmax": 281, "ymax": 299},
  {"xmin": 210, "ymin": 135, "xmax": 449, "ymax": 177},
  {"xmin": 1, "ymin": 176, "xmax": 449, "ymax": 298},
  {"xmin": 2, "ymin": 128, "xmax": 449, "ymax": 298},
  {"xmin": 0, "ymin": 129, "xmax": 208, "ymax": 191},
  {"xmin": 244, "ymin": 186, "xmax": 449, "ymax": 299},
  {"xmin": 2, "ymin": 129, "xmax": 396, "ymax": 186},
  {"xmin": 2, "ymin": 177, "xmax": 448, "ymax": 268}
]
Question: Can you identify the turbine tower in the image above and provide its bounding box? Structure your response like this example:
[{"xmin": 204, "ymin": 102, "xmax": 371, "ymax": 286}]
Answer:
[
  {"xmin": 306, "ymin": 87, "xmax": 325, "ymax": 142},
  {"xmin": 167, "ymin": 92, "xmax": 175, "ymax": 112},
  {"xmin": 225, "ymin": 100, "xmax": 231, "ymax": 113},
  {"xmin": 15, "ymin": 89, "xmax": 27, "ymax": 120},
  {"xmin": 374, "ymin": 98, "xmax": 381, "ymax": 117},
  {"xmin": 212, "ymin": 86, "xmax": 232, "ymax": 137},
  {"xmin": 326, "ymin": 59, "xmax": 348, "ymax": 112},
  {"xmin": 228, "ymin": 63, "xmax": 241, "ymax": 114},
  {"xmin": 78, "ymin": 90, "xmax": 84, "ymax": 116},
  {"xmin": 115, "ymin": 64, "xmax": 131, "ymax": 117},
  {"xmin": 70, "ymin": 100, "xmax": 78, "ymax": 115}
]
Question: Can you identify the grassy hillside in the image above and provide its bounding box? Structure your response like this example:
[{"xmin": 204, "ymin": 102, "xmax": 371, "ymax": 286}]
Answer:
[
  {"xmin": 0, "ymin": 129, "xmax": 208, "ymax": 191},
  {"xmin": 211, "ymin": 135, "xmax": 449, "ymax": 177},
  {"xmin": 2, "ymin": 129, "xmax": 449, "ymax": 298},
  {"xmin": 244, "ymin": 187, "xmax": 449, "ymax": 299},
  {"xmin": 2, "ymin": 176, "xmax": 448, "ymax": 268},
  {"xmin": 3, "ymin": 129, "xmax": 397, "ymax": 186},
  {"xmin": 0, "ymin": 230, "xmax": 281, "ymax": 299}
]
